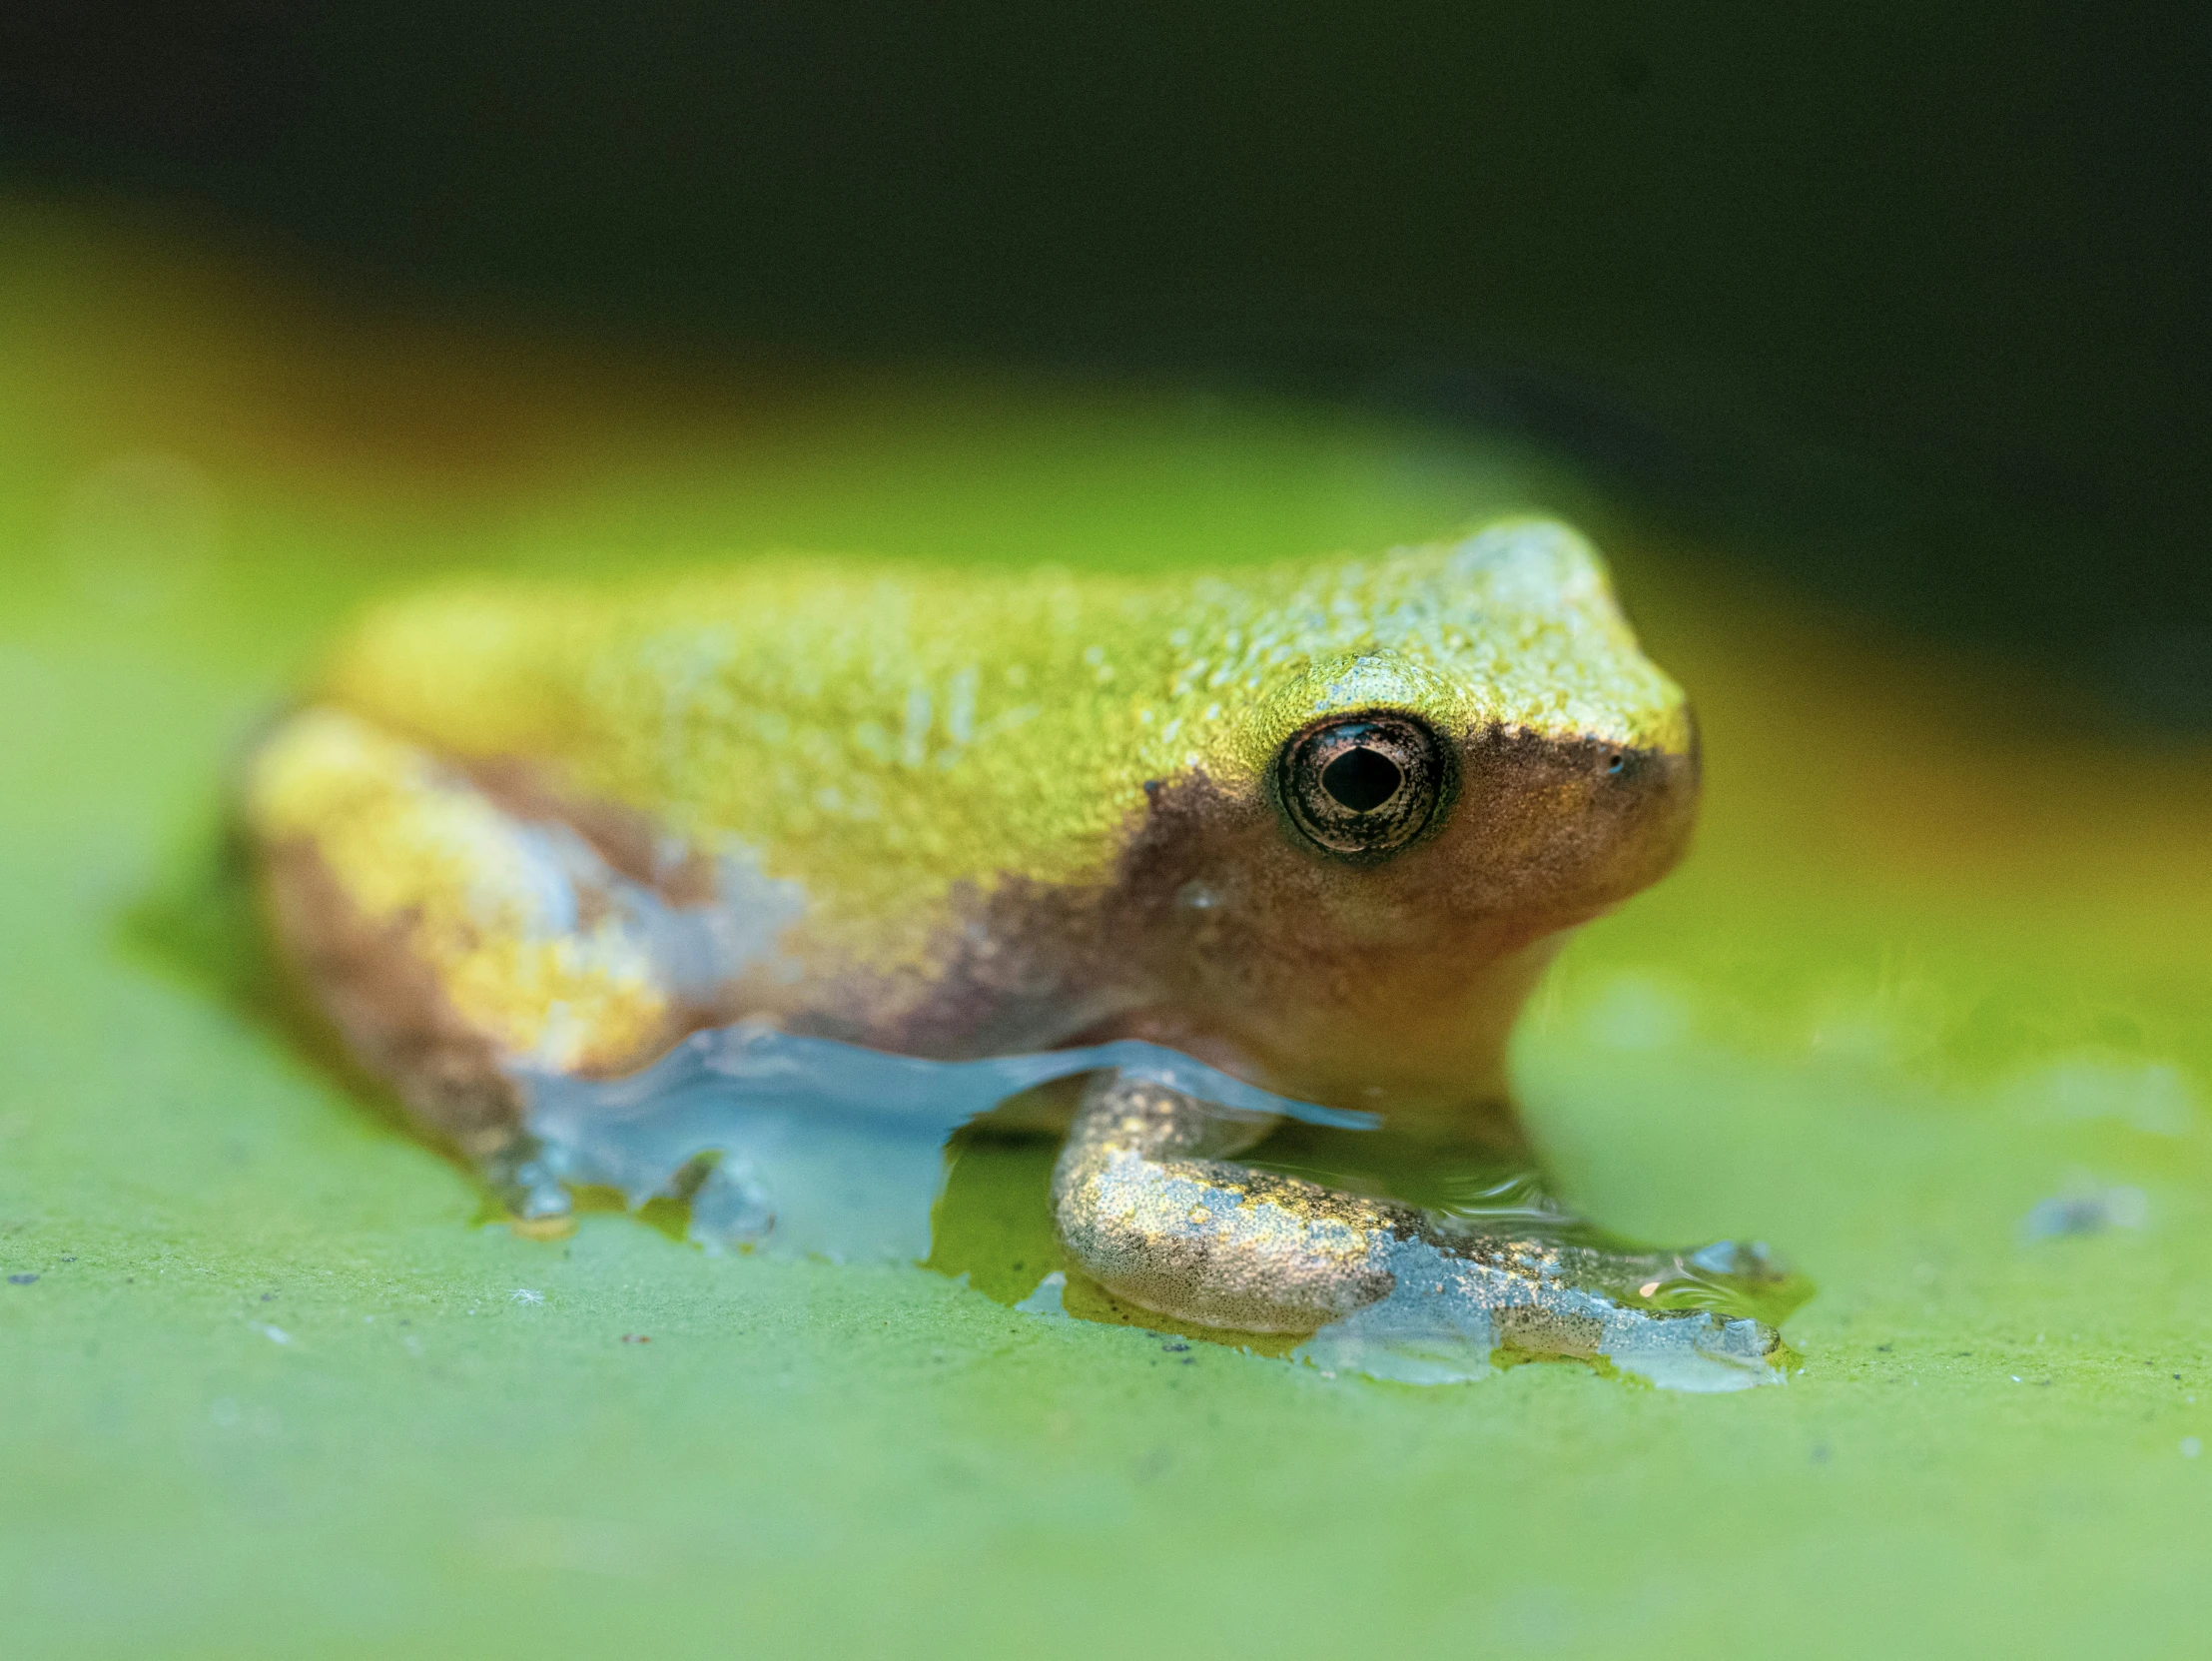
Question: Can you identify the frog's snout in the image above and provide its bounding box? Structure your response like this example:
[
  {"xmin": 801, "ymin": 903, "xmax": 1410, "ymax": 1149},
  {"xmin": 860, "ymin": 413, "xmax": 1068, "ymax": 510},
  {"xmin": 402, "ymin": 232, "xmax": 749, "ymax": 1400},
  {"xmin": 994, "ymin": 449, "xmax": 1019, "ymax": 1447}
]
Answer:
[{"xmin": 1431, "ymin": 723, "xmax": 1701, "ymax": 926}]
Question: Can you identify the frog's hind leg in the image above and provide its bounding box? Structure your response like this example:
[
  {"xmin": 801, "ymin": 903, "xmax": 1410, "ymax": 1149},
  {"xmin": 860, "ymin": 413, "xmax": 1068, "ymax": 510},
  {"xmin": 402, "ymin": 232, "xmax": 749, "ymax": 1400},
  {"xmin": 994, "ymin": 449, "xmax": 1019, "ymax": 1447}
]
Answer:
[
  {"xmin": 244, "ymin": 706, "xmax": 690, "ymax": 1164},
  {"xmin": 1050, "ymin": 1073, "xmax": 1802, "ymax": 1385}
]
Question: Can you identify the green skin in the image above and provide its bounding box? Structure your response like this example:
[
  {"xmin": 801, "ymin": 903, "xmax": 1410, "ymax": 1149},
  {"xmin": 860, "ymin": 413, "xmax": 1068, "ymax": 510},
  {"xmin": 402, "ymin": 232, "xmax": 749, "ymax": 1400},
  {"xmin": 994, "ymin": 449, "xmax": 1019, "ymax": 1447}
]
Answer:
[{"xmin": 248, "ymin": 517, "xmax": 1753, "ymax": 1349}]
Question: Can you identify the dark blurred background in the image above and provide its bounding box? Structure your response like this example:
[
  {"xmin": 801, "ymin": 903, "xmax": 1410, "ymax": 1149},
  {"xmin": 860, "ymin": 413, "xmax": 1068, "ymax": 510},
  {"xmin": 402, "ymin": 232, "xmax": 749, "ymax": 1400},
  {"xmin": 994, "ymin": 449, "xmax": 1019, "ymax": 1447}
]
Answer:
[{"xmin": 5, "ymin": 2, "xmax": 2206, "ymax": 725}]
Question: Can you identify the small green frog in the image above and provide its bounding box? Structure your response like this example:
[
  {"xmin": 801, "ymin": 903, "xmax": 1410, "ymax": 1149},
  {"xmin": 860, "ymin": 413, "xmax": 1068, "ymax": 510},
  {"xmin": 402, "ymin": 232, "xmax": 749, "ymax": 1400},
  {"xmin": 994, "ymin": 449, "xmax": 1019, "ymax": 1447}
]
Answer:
[{"xmin": 246, "ymin": 517, "xmax": 1795, "ymax": 1381}]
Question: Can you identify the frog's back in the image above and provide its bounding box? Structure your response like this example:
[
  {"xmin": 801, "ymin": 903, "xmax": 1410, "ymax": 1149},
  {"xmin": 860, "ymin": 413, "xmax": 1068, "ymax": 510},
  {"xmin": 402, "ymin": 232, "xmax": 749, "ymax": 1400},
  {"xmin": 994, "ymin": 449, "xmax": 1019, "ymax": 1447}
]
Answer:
[
  {"xmin": 316, "ymin": 559, "xmax": 1161, "ymax": 911},
  {"xmin": 310, "ymin": 526, "xmax": 1683, "ymax": 917}
]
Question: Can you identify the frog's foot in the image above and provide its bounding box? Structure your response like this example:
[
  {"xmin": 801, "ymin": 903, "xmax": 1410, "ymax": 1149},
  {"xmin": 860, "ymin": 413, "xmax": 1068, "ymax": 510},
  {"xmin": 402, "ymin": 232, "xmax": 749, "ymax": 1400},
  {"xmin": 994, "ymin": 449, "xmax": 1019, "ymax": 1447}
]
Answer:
[{"xmin": 1050, "ymin": 1073, "xmax": 1808, "ymax": 1388}]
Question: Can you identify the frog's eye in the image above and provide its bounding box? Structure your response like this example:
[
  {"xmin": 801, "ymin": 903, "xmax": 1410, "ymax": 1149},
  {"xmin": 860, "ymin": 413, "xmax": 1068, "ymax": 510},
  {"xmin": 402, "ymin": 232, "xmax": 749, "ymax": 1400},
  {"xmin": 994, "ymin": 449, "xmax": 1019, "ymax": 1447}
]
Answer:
[{"xmin": 1277, "ymin": 714, "xmax": 1447, "ymax": 858}]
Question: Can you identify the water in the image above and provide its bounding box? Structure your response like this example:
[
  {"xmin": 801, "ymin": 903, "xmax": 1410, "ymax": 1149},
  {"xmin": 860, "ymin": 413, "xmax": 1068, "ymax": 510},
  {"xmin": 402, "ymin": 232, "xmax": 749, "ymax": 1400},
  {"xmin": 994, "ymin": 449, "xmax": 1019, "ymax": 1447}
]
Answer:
[
  {"xmin": 507, "ymin": 1024, "xmax": 1374, "ymax": 1259},
  {"xmin": 500, "ymin": 1023, "xmax": 1808, "ymax": 1388},
  {"xmin": 1290, "ymin": 1232, "xmax": 1794, "ymax": 1392}
]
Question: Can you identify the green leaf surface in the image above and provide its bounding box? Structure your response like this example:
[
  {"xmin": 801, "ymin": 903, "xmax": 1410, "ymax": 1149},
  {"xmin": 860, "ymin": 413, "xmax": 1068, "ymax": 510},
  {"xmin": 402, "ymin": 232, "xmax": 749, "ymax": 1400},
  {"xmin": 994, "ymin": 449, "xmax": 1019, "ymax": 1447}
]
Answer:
[{"xmin": 4, "ymin": 207, "xmax": 2209, "ymax": 1657}]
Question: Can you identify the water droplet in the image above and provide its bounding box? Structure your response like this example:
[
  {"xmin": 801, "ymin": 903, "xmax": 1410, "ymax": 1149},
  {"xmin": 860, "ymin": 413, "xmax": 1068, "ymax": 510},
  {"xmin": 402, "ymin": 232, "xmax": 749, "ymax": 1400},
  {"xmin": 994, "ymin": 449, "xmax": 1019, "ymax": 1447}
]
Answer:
[{"xmin": 2022, "ymin": 1179, "xmax": 2149, "ymax": 1241}]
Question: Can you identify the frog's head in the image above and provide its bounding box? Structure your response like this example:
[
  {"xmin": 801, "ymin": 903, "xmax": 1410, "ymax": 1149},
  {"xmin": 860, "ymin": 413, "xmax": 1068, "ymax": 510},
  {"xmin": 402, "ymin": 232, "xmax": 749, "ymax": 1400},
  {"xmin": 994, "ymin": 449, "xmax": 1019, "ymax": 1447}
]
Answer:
[{"xmin": 1114, "ymin": 518, "xmax": 1698, "ymax": 1123}]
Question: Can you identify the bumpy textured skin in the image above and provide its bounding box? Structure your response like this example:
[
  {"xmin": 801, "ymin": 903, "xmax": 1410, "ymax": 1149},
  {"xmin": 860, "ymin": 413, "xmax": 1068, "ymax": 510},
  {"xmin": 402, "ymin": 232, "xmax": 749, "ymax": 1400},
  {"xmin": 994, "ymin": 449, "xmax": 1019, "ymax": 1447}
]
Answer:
[
  {"xmin": 1051, "ymin": 1073, "xmax": 1400, "ymax": 1331},
  {"xmin": 245, "ymin": 517, "xmax": 1707, "ymax": 1332}
]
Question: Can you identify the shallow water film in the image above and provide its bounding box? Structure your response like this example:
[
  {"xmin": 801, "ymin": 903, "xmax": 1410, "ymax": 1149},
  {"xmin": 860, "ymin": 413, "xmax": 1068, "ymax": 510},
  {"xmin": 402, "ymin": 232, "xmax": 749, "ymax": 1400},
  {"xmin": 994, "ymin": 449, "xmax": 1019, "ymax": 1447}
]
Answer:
[
  {"xmin": 514, "ymin": 1029, "xmax": 1372, "ymax": 1245},
  {"xmin": 512, "ymin": 1027, "xmax": 1806, "ymax": 1390},
  {"xmin": 5, "ymin": 212, "xmax": 2212, "ymax": 1658}
]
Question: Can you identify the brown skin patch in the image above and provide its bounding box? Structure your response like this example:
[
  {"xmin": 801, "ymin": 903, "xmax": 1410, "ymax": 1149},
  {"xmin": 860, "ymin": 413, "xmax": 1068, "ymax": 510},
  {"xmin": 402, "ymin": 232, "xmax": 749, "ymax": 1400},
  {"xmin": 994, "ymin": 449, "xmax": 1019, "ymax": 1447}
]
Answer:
[{"xmin": 767, "ymin": 871, "xmax": 1131, "ymax": 1060}]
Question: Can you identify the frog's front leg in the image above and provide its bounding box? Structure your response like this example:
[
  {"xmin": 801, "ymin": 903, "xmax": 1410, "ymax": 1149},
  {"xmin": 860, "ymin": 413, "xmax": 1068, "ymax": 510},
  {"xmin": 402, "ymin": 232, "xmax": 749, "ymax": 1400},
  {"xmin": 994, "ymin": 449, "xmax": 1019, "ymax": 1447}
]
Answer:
[
  {"xmin": 1050, "ymin": 1071, "xmax": 1400, "ymax": 1332},
  {"xmin": 1051, "ymin": 1072, "xmax": 1800, "ymax": 1382}
]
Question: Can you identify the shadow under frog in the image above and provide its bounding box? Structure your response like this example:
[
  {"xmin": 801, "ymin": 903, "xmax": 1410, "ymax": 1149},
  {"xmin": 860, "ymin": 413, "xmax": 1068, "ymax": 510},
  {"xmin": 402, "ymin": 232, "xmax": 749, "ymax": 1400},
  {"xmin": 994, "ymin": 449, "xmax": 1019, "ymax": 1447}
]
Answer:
[{"xmin": 235, "ymin": 518, "xmax": 1811, "ymax": 1389}]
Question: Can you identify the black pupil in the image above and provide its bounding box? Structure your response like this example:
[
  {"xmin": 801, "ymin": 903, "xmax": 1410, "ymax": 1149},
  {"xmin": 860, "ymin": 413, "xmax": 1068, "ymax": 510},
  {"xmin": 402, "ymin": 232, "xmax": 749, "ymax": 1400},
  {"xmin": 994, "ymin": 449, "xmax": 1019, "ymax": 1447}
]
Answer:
[{"xmin": 1319, "ymin": 746, "xmax": 1403, "ymax": 813}]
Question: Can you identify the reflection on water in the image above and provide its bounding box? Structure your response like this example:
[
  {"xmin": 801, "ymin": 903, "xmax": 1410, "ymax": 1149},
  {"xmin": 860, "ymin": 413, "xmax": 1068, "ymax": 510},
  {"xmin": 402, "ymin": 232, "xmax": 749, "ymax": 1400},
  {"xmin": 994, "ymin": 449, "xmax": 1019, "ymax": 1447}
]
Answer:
[{"xmin": 507, "ymin": 1024, "xmax": 1809, "ymax": 1390}]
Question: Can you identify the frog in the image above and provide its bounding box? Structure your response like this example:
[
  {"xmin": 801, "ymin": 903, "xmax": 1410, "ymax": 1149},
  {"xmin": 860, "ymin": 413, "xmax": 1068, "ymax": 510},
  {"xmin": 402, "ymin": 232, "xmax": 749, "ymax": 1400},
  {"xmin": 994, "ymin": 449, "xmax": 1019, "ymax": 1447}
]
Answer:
[{"xmin": 242, "ymin": 515, "xmax": 1802, "ymax": 1383}]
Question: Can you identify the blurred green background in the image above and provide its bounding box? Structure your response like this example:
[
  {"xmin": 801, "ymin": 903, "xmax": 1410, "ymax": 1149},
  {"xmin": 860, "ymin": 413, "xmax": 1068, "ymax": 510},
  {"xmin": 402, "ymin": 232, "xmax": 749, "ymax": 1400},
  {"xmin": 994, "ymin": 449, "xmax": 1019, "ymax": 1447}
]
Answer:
[
  {"xmin": 3, "ymin": 9, "xmax": 2210, "ymax": 1657},
  {"xmin": 8, "ymin": 1, "xmax": 2208, "ymax": 718}
]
